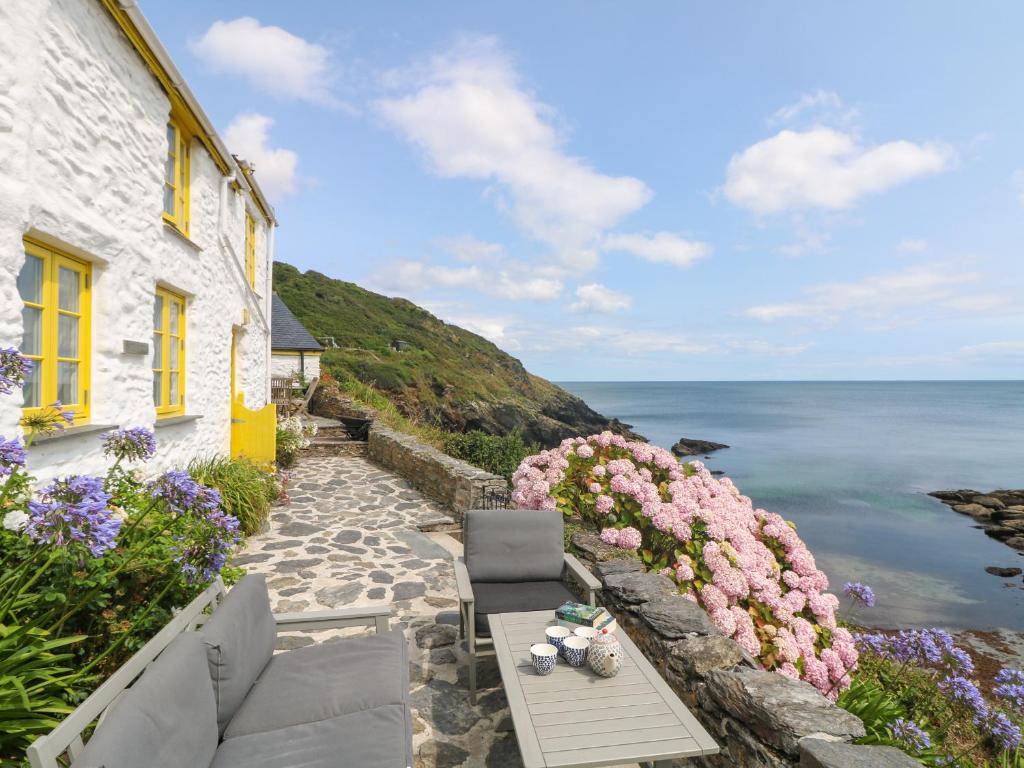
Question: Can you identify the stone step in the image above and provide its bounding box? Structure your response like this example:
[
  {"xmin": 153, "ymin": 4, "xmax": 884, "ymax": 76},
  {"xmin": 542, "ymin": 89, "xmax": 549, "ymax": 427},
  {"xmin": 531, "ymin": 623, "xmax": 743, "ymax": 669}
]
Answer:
[{"xmin": 301, "ymin": 441, "xmax": 368, "ymax": 458}]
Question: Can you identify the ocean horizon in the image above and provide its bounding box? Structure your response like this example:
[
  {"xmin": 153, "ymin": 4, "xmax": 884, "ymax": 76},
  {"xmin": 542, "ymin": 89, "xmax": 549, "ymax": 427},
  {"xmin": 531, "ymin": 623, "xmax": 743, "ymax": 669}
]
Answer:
[{"xmin": 557, "ymin": 380, "xmax": 1024, "ymax": 630}]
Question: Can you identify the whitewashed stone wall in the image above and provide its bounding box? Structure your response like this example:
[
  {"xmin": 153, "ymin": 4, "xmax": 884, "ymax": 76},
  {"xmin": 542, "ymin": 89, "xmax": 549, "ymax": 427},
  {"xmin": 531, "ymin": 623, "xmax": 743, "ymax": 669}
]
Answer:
[
  {"xmin": 0, "ymin": 0, "xmax": 273, "ymax": 480},
  {"xmin": 271, "ymin": 353, "xmax": 321, "ymax": 380}
]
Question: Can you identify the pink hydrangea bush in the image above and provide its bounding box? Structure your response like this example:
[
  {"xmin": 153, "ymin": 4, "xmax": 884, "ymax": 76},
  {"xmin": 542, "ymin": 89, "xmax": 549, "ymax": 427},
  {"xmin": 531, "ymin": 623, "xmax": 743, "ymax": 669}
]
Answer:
[{"xmin": 511, "ymin": 431, "xmax": 857, "ymax": 699}]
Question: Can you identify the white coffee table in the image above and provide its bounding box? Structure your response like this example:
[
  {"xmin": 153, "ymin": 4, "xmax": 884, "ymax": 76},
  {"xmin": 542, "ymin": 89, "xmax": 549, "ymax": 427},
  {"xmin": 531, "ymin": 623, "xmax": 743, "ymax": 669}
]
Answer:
[{"xmin": 489, "ymin": 610, "xmax": 720, "ymax": 768}]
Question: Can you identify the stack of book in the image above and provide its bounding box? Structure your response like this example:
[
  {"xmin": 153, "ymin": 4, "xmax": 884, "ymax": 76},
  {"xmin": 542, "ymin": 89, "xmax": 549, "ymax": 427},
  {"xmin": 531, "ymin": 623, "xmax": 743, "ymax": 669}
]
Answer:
[{"xmin": 555, "ymin": 602, "xmax": 616, "ymax": 632}]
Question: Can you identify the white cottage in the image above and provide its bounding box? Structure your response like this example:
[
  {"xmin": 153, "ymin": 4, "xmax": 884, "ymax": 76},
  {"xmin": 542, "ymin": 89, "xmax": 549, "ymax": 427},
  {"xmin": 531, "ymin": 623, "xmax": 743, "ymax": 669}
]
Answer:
[{"xmin": 0, "ymin": 0, "xmax": 277, "ymax": 479}]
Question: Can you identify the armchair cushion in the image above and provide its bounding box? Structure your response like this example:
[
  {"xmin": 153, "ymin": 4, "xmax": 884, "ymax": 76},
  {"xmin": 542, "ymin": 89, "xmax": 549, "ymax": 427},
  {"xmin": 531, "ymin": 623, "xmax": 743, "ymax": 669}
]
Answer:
[
  {"xmin": 200, "ymin": 574, "xmax": 277, "ymax": 735},
  {"xmin": 71, "ymin": 633, "xmax": 218, "ymax": 768},
  {"xmin": 464, "ymin": 509, "xmax": 564, "ymax": 582},
  {"xmin": 223, "ymin": 629, "xmax": 408, "ymax": 739},
  {"xmin": 472, "ymin": 580, "xmax": 576, "ymax": 636}
]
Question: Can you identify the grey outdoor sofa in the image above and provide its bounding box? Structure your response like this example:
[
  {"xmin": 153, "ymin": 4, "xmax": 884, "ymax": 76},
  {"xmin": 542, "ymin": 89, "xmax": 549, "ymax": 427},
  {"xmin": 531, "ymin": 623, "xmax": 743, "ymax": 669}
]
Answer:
[
  {"xmin": 454, "ymin": 508, "xmax": 602, "ymax": 699},
  {"xmin": 27, "ymin": 574, "xmax": 412, "ymax": 768}
]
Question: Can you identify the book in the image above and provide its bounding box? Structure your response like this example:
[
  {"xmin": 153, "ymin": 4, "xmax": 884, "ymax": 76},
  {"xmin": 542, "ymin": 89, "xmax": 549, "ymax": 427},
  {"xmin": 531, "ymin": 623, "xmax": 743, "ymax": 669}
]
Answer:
[{"xmin": 555, "ymin": 602, "xmax": 614, "ymax": 629}]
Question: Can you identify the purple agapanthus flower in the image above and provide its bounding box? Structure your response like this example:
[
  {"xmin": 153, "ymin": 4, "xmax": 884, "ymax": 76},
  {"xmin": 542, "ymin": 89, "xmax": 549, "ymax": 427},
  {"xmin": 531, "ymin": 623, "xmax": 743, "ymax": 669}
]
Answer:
[
  {"xmin": 0, "ymin": 348, "xmax": 33, "ymax": 396},
  {"xmin": 102, "ymin": 427, "xmax": 157, "ymax": 463},
  {"xmin": 842, "ymin": 581, "xmax": 876, "ymax": 607},
  {"xmin": 987, "ymin": 711, "xmax": 1023, "ymax": 751},
  {"xmin": 855, "ymin": 628, "xmax": 974, "ymax": 675},
  {"xmin": 48, "ymin": 402, "xmax": 75, "ymax": 426},
  {"xmin": 889, "ymin": 718, "xmax": 931, "ymax": 752},
  {"xmin": 939, "ymin": 675, "xmax": 989, "ymax": 721},
  {"xmin": 994, "ymin": 668, "xmax": 1024, "ymax": 709},
  {"xmin": 0, "ymin": 436, "xmax": 26, "ymax": 477},
  {"xmin": 149, "ymin": 470, "xmax": 201, "ymax": 514},
  {"xmin": 25, "ymin": 475, "xmax": 120, "ymax": 557},
  {"xmin": 174, "ymin": 506, "xmax": 240, "ymax": 584}
]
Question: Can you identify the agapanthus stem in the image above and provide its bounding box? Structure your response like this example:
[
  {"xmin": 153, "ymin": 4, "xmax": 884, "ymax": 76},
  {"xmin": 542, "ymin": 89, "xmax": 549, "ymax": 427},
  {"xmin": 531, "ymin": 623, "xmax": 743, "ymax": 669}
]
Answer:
[{"xmin": 0, "ymin": 549, "xmax": 62, "ymax": 622}]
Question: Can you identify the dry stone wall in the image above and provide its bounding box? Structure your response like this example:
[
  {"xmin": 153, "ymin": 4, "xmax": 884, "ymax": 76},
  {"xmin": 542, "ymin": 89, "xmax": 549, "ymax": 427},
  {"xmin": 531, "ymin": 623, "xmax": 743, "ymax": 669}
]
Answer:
[
  {"xmin": 571, "ymin": 533, "xmax": 918, "ymax": 768},
  {"xmin": 367, "ymin": 425, "xmax": 508, "ymax": 520}
]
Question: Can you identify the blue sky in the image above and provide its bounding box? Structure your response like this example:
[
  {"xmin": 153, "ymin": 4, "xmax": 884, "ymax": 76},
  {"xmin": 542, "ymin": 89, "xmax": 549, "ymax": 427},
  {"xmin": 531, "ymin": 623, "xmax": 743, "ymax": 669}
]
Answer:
[{"xmin": 141, "ymin": 2, "xmax": 1024, "ymax": 381}]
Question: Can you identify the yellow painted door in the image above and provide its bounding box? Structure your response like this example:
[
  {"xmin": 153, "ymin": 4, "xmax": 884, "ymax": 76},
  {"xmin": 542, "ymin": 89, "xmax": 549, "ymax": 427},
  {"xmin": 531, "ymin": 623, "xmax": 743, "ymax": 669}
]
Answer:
[{"xmin": 230, "ymin": 330, "xmax": 276, "ymax": 464}]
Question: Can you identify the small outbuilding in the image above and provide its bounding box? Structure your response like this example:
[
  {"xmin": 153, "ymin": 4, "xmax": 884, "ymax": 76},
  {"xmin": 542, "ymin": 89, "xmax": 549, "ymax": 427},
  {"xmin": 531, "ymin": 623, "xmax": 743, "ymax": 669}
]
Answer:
[{"xmin": 271, "ymin": 294, "xmax": 324, "ymax": 380}]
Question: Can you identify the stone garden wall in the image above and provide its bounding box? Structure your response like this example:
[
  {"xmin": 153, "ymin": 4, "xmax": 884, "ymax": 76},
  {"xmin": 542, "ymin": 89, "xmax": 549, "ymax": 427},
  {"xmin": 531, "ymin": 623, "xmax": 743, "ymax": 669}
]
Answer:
[
  {"xmin": 571, "ymin": 533, "xmax": 918, "ymax": 768},
  {"xmin": 367, "ymin": 425, "xmax": 508, "ymax": 520}
]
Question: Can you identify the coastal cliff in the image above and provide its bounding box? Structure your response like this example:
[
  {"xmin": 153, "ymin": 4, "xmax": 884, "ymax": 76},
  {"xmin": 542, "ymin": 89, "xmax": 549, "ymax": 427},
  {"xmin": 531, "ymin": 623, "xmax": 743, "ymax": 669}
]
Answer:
[{"xmin": 274, "ymin": 262, "xmax": 638, "ymax": 446}]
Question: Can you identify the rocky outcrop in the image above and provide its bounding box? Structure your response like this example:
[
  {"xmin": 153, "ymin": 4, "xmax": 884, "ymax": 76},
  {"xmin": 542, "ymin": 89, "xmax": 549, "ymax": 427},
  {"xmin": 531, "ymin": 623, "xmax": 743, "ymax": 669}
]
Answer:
[
  {"xmin": 570, "ymin": 531, "xmax": 870, "ymax": 767},
  {"xmin": 672, "ymin": 437, "xmax": 730, "ymax": 456},
  {"xmin": 930, "ymin": 489, "xmax": 1024, "ymax": 555}
]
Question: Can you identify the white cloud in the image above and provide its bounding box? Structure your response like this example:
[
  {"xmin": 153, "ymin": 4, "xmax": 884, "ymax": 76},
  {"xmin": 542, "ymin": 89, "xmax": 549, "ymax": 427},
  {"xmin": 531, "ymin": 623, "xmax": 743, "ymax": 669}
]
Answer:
[
  {"xmin": 603, "ymin": 232, "xmax": 711, "ymax": 268},
  {"xmin": 769, "ymin": 90, "xmax": 846, "ymax": 126},
  {"xmin": 570, "ymin": 283, "xmax": 632, "ymax": 314},
  {"xmin": 723, "ymin": 127, "xmax": 953, "ymax": 214},
  {"xmin": 375, "ymin": 35, "xmax": 651, "ymax": 268},
  {"xmin": 744, "ymin": 264, "xmax": 1001, "ymax": 324},
  {"xmin": 898, "ymin": 238, "xmax": 928, "ymax": 253},
  {"xmin": 377, "ymin": 259, "xmax": 562, "ymax": 301},
  {"xmin": 438, "ymin": 235, "xmax": 506, "ymax": 263},
  {"xmin": 223, "ymin": 113, "xmax": 298, "ymax": 200},
  {"xmin": 725, "ymin": 339, "xmax": 812, "ymax": 356},
  {"xmin": 958, "ymin": 341, "xmax": 1024, "ymax": 358},
  {"xmin": 190, "ymin": 17, "xmax": 337, "ymax": 106}
]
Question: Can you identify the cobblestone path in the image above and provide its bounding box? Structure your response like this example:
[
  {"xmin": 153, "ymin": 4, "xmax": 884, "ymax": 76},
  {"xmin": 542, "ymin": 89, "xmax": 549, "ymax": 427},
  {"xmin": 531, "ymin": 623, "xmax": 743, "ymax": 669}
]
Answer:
[{"xmin": 233, "ymin": 454, "xmax": 523, "ymax": 767}]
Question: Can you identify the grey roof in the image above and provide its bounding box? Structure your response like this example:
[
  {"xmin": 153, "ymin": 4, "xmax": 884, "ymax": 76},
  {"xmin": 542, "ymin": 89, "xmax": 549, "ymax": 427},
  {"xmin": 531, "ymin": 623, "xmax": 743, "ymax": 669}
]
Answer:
[{"xmin": 271, "ymin": 294, "xmax": 324, "ymax": 352}]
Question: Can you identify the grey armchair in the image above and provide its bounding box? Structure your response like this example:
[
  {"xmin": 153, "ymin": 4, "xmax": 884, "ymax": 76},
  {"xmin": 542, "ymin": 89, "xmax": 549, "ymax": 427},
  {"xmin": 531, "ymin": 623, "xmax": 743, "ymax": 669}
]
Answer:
[{"xmin": 454, "ymin": 509, "xmax": 601, "ymax": 700}]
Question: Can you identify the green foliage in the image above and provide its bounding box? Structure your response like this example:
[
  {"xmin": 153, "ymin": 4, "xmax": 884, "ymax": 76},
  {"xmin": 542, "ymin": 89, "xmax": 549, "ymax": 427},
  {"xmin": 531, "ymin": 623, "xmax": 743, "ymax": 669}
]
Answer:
[
  {"xmin": 275, "ymin": 416, "xmax": 317, "ymax": 468},
  {"xmin": 188, "ymin": 455, "xmax": 279, "ymax": 536},
  {"xmin": 442, "ymin": 429, "xmax": 538, "ymax": 480},
  {"xmin": 838, "ymin": 678, "xmax": 904, "ymax": 743},
  {"xmin": 334, "ymin": 377, "xmax": 446, "ymax": 449},
  {"xmin": 0, "ymin": 622, "xmax": 88, "ymax": 757}
]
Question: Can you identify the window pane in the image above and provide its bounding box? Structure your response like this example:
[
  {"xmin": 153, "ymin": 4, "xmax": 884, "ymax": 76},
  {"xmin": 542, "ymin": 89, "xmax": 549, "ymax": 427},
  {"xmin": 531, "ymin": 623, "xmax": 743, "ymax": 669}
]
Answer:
[
  {"xmin": 169, "ymin": 337, "xmax": 179, "ymax": 370},
  {"xmin": 17, "ymin": 255, "xmax": 43, "ymax": 303},
  {"xmin": 163, "ymin": 184, "xmax": 175, "ymax": 216},
  {"xmin": 164, "ymin": 155, "xmax": 175, "ymax": 186},
  {"xmin": 169, "ymin": 303, "xmax": 180, "ymax": 335},
  {"xmin": 153, "ymin": 371, "xmax": 162, "ymax": 406},
  {"xmin": 58, "ymin": 314, "xmax": 78, "ymax": 358},
  {"xmin": 153, "ymin": 295, "xmax": 163, "ymax": 330},
  {"xmin": 152, "ymin": 333, "xmax": 162, "ymax": 368},
  {"xmin": 21, "ymin": 306, "xmax": 41, "ymax": 356},
  {"xmin": 169, "ymin": 372, "xmax": 179, "ymax": 405},
  {"xmin": 57, "ymin": 362, "xmax": 78, "ymax": 405},
  {"xmin": 58, "ymin": 267, "xmax": 79, "ymax": 312},
  {"xmin": 167, "ymin": 123, "xmax": 176, "ymax": 151},
  {"xmin": 22, "ymin": 363, "xmax": 40, "ymax": 408}
]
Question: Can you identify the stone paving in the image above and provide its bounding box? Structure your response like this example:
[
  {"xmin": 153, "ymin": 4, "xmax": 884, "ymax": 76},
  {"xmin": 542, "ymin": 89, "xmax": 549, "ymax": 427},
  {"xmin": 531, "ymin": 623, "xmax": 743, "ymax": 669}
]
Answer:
[{"xmin": 233, "ymin": 454, "xmax": 523, "ymax": 767}]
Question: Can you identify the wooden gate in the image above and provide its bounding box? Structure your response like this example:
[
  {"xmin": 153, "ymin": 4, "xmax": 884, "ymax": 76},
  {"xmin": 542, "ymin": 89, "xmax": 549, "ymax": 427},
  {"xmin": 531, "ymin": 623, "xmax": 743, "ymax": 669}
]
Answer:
[{"xmin": 230, "ymin": 392, "xmax": 276, "ymax": 465}]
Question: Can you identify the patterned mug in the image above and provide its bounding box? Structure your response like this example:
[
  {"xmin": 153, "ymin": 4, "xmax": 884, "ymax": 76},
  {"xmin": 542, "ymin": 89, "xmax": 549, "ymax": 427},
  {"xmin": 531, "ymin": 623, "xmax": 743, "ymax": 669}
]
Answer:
[
  {"xmin": 561, "ymin": 636, "xmax": 589, "ymax": 667},
  {"xmin": 530, "ymin": 643, "xmax": 558, "ymax": 676},
  {"xmin": 545, "ymin": 625, "xmax": 571, "ymax": 655}
]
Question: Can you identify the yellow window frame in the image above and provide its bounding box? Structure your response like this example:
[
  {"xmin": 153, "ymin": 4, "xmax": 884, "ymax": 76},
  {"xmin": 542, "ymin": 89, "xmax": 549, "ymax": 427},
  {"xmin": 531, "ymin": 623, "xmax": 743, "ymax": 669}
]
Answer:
[
  {"xmin": 245, "ymin": 212, "xmax": 257, "ymax": 289},
  {"xmin": 153, "ymin": 287, "xmax": 186, "ymax": 417},
  {"xmin": 162, "ymin": 117, "xmax": 191, "ymax": 234},
  {"xmin": 18, "ymin": 239, "xmax": 92, "ymax": 424}
]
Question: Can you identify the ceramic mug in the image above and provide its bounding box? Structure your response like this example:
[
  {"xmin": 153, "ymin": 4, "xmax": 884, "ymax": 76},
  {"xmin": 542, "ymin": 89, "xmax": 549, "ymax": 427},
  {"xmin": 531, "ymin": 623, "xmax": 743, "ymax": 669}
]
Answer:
[
  {"xmin": 530, "ymin": 643, "xmax": 558, "ymax": 676},
  {"xmin": 561, "ymin": 636, "xmax": 589, "ymax": 667},
  {"xmin": 573, "ymin": 626, "xmax": 597, "ymax": 641},
  {"xmin": 545, "ymin": 625, "xmax": 571, "ymax": 655}
]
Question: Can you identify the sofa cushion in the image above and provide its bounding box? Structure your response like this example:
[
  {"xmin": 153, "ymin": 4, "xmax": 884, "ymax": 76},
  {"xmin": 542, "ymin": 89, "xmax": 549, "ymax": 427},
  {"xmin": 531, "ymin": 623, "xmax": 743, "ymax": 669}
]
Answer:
[
  {"xmin": 211, "ymin": 704, "xmax": 412, "ymax": 768},
  {"xmin": 223, "ymin": 629, "xmax": 408, "ymax": 740},
  {"xmin": 71, "ymin": 633, "xmax": 217, "ymax": 768},
  {"xmin": 200, "ymin": 574, "xmax": 277, "ymax": 735},
  {"xmin": 472, "ymin": 580, "xmax": 577, "ymax": 636},
  {"xmin": 464, "ymin": 508, "xmax": 564, "ymax": 582}
]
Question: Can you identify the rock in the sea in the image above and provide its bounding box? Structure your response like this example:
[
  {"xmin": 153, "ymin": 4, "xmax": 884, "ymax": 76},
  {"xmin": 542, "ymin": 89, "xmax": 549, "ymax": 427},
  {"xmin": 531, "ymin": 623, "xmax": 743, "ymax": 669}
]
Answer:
[
  {"xmin": 953, "ymin": 503, "xmax": 993, "ymax": 519},
  {"xmin": 985, "ymin": 566, "xmax": 1023, "ymax": 578},
  {"xmin": 973, "ymin": 495, "xmax": 1006, "ymax": 509},
  {"xmin": 671, "ymin": 437, "xmax": 729, "ymax": 457}
]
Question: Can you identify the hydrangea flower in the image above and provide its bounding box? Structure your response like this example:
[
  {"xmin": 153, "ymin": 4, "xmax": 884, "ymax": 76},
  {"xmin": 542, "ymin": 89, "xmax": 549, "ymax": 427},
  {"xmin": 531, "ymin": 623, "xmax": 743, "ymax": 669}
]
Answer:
[
  {"xmin": 0, "ymin": 347, "xmax": 32, "ymax": 396},
  {"xmin": 599, "ymin": 527, "xmax": 619, "ymax": 546},
  {"xmin": 0, "ymin": 436, "xmax": 26, "ymax": 477},
  {"xmin": 889, "ymin": 718, "xmax": 931, "ymax": 752},
  {"xmin": 3, "ymin": 510, "xmax": 29, "ymax": 532},
  {"xmin": 511, "ymin": 431, "xmax": 856, "ymax": 696},
  {"xmin": 842, "ymin": 581, "xmax": 875, "ymax": 608},
  {"xmin": 26, "ymin": 475, "xmax": 120, "ymax": 556},
  {"xmin": 102, "ymin": 427, "xmax": 157, "ymax": 463}
]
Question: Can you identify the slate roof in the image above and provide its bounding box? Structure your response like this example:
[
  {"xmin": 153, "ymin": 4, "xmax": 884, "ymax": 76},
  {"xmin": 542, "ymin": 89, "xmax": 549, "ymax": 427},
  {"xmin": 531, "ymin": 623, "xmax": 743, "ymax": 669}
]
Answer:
[{"xmin": 271, "ymin": 294, "xmax": 324, "ymax": 352}]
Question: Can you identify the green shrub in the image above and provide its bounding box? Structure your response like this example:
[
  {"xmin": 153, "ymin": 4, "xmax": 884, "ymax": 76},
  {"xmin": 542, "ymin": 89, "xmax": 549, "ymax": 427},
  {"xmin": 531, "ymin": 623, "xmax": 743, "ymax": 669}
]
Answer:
[
  {"xmin": 442, "ymin": 429, "xmax": 538, "ymax": 480},
  {"xmin": 275, "ymin": 416, "xmax": 317, "ymax": 468},
  {"xmin": 188, "ymin": 455, "xmax": 279, "ymax": 535}
]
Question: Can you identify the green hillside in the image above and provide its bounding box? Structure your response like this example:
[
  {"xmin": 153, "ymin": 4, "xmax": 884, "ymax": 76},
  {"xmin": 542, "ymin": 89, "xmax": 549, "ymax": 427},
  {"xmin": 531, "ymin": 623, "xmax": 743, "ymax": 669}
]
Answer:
[{"xmin": 273, "ymin": 262, "xmax": 635, "ymax": 446}]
